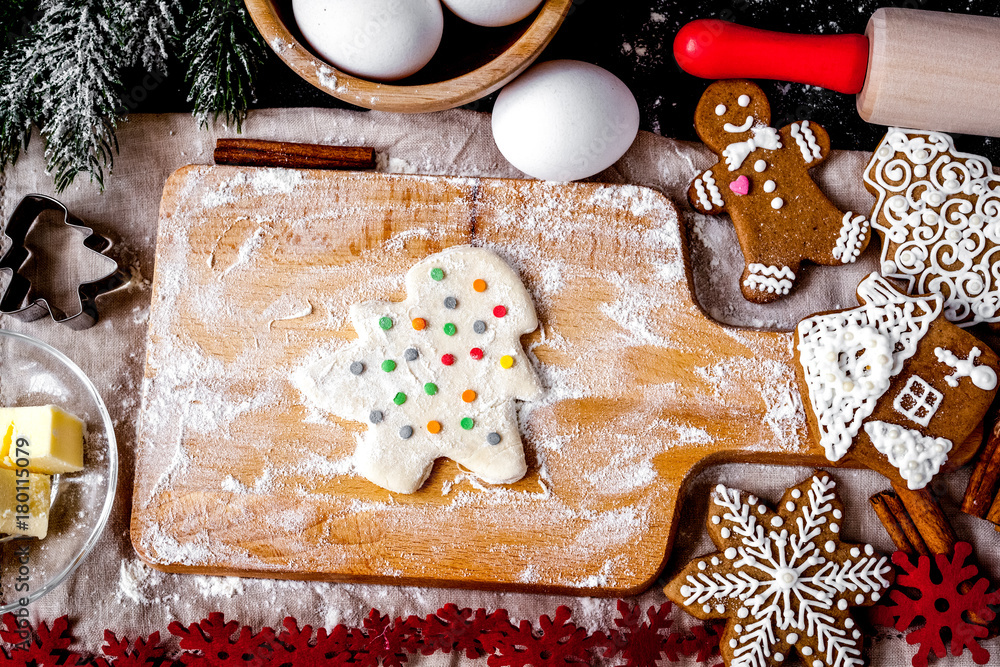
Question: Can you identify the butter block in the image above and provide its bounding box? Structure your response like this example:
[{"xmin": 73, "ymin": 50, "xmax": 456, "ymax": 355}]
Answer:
[
  {"xmin": 0, "ymin": 468, "xmax": 50, "ymax": 538},
  {"xmin": 0, "ymin": 405, "xmax": 84, "ymax": 474}
]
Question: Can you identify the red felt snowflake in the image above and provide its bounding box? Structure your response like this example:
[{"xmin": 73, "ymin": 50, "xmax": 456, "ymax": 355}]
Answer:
[
  {"xmin": 169, "ymin": 612, "xmax": 275, "ymax": 667},
  {"xmin": 604, "ymin": 601, "xmax": 723, "ymax": 667},
  {"xmin": 416, "ymin": 604, "xmax": 516, "ymax": 659},
  {"xmin": 0, "ymin": 614, "xmax": 81, "ymax": 667},
  {"xmin": 93, "ymin": 630, "xmax": 167, "ymax": 667},
  {"xmin": 272, "ymin": 617, "xmax": 355, "ymax": 667},
  {"xmin": 872, "ymin": 542, "xmax": 1000, "ymax": 667},
  {"xmin": 488, "ymin": 605, "xmax": 608, "ymax": 667},
  {"xmin": 349, "ymin": 609, "xmax": 422, "ymax": 667}
]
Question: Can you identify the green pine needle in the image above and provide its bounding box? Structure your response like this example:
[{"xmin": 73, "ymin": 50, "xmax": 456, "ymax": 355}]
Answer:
[{"xmin": 184, "ymin": 0, "xmax": 266, "ymax": 131}]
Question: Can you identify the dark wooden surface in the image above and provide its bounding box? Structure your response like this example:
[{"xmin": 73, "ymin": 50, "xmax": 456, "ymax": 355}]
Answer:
[{"xmin": 128, "ymin": 1, "xmax": 1000, "ymax": 161}]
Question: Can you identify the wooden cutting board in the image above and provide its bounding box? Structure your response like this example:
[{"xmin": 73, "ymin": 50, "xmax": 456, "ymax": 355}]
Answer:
[{"xmin": 130, "ymin": 167, "xmax": 973, "ymax": 596}]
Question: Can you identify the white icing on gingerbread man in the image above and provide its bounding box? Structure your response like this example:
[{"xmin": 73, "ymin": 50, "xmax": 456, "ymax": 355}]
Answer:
[{"xmin": 689, "ymin": 80, "xmax": 871, "ymax": 304}]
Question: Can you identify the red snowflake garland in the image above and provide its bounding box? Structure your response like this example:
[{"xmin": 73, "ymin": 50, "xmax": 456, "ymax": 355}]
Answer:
[
  {"xmin": 871, "ymin": 542, "xmax": 1000, "ymax": 667},
  {"xmin": 0, "ymin": 600, "xmax": 723, "ymax": 667}
]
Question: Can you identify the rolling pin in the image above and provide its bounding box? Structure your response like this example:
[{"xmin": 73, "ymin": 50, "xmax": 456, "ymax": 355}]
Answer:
[{"xmin": 674, "ymin": 8, "xmax": 1000, "ymax": 137}]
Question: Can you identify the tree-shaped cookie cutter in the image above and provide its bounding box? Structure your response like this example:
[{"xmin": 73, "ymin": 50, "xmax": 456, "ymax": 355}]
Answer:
[{"xmin": 0, "ymin": 194, "xmax": 127, "ymax": 330}]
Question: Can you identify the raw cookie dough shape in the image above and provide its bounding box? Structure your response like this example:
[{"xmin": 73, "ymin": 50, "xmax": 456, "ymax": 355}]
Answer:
[
  {"xmin": 664, "ymin": 472, "xmax": 893, "ymax": 667},
  {"xmin": 298, "ymin": 246, "xmax": 543, "ymax": 494},
  {"xmin": 865, "ymin": 128, "xmax": 1000, "ymax": 328},
  {"xmin": 794, "ymin": 272, "xmax": 999, "ymax": 490},
  {"xmin": 689, "ymin": 80, "xmax": 871, "ymax": 304}
]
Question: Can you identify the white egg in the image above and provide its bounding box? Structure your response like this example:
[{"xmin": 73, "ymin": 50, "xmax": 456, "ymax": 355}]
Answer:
[
  {"xmin": 292, "ymin": 0, "xmax": 443, "ymax": 82},
  {"xmin": 441, "ymin": 0, "xmax": 543, "ymax": 27},
  {"xmin": 492, "ymin": 60, "xmax": 640, "ymax": 182}
]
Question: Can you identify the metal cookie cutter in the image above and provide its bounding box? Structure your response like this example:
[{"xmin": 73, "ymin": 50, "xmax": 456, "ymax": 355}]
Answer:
[{"xmin": 0, "ymin": 194, "xmax": 127, "ymax": 330}]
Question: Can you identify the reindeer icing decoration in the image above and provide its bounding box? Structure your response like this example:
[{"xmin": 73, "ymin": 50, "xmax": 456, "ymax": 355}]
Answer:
[{"xmin": 689, "ymin": 80, "xmax": 871, "ymax": 303}]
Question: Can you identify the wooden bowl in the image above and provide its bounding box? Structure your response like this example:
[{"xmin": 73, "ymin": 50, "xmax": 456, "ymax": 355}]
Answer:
[{"xmin": 245, "ymin": 0, "xmax": 573, "ymax": 113}]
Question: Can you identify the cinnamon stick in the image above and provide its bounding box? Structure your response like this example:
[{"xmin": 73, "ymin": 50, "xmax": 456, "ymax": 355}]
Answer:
[
  {"xmin": 893, "ymin": 485, "xmax": 958, "ymax": 556},
  {"xmin": 870, "ymin": 490, "xmax": 931, "ymax": 557},
  {"xmin": 214, "ymin": 139, "xmax": 376, "ymax": 170},
  {"xmin": 963, "ymin": 417, "xmax": 1000, "ymax": 519}
]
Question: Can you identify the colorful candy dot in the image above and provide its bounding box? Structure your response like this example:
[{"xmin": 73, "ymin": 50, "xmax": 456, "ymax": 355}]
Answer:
[
  {"xmin": 427, "ymin": 420, "xmax": 442, "ymax": 434},
  {"xmin": 350, "ymin": 361, "xmax": 365, "ymax": 375},
  {"xmin": 443, "ymin": 323, "xmax": 457, "ymax": 336},
  {"xmin": 430, "ymin": 268, "xmax": 444, "ymax": 281},
  {"xmin": 369, "ymin": 410, "xmax": 383, "ymax": 424},
  {"xmin": 382, "ymin": 360, "xmax": 396, "ymax": 372},
  {"xmin": 424, "ymin": 382, "xmax": 438, "ymax": 395},
  {"xmin": 462, "ymin": 389, "xmax": 477, "ymax": 403},
  {"xmin": 493, "ymin": 305, "xmax": 507, "ymax": 318},
  {"xmin": 393, "ymin": 392, "xmax": 407, "ymax": 405},
  {"xmin": 412, "ymin": 317, "xmax": 426, "ymax": 330},
  {"xmin": 470, "ymin": 347, "xmax": 484, "ymax": 360},
  {"xmin": 487, "ymin": 432, "xmax": 501, "ymax": 445},
  {"xmin": 473, "ymin": 279, "xmax": 487, "ymax": 292},
  {"xmin": 444, "ymin": 296, "xmax": 458, "ymax": 309},
  {"xmin": 461, "ymin": 417, "xmax": 475, "ymax": 430},
  {"xmin": 379, "ymin": 316, "xmax": 393, "ymax": 330},
  {"xmin": 473, "ymin": 320, "xmax": 486, "ymax": 334},
  {"xmin": 399, "ymin": 425, "xmax": 413, "ymax": 439},
  {"xmin": 500, "ymin": 355, "xmax": 514, "ymax": 369},
  {"xmin": 404, "ymin": 348, "xmax": 419, "ymax": 361},
  {"xmin": 441, "ymin": 354, "xmax": 455, "ymax": 366}
]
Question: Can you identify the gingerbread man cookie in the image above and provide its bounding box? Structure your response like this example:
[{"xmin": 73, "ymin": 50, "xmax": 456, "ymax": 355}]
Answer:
[
  {"xmin": 794, "ymin": 273, "xmax": 999, "ymax": 490},
  {"xmin": 665, "ymin": 472, "xmax": 893, "ymax": 667},
  {"xmin": 689, "ymin": 80, "xmax": 871, "ymax": 303},
  {"xmin": 295, "ymin": 246, "xmax": 544, "ymax": 494}
]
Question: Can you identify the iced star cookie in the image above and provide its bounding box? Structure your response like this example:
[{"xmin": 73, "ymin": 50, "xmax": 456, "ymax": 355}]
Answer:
[
  {"xmin": 794, "ymin": 273, "xmax": 999, "ymax": 490},
  {"xmin": 865, "ymin": 128, "xmax": 1000, "ymax": 327},
  {"xmin": 665, "ymin": 472, "xmax": 893, "ymax": 667},
  {"xmin": 689, "ymin": 80, "xmax": 871, "ymax": 303},
  {"xmin": 296, "ymin": 246, "xmax": 544, "ymax": 494}
]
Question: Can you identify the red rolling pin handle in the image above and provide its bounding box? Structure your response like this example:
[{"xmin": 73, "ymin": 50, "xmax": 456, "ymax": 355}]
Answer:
[{"xmin": 674, "ymin": 19, "xmax": 870, "ymax": 95}]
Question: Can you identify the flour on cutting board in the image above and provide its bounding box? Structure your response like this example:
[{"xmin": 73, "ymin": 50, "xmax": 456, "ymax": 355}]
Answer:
[{"xmin": 136, "ymin": 170, "xmax": 810, "ymax": 589}]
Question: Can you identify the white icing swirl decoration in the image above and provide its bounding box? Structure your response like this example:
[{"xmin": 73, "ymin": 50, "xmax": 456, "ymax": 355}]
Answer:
[
  {"xmin": 864, "ymin": 128, "xmax": 1000, "ymax": 326},
  {"xmin": 864, "ymin": 421, "xmax": 952, "ymax": 491}
]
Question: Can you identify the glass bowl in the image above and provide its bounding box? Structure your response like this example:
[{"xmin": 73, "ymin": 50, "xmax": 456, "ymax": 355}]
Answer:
[{"xmin": 0, "ymin": 330, "xmax": 117, "ymax": 611}]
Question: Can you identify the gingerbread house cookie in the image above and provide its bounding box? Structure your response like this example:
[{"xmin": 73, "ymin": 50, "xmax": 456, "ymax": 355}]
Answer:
[
  {"xmin": 689, "ymin": 80, "xmax": 871, "ymax": 303},
  {"xmin": 295, "ymin": 246, "xmax": 544, "ymax": 494},
  {"xmin": 865, "ymin": 128, "xmax": 1000, "ymax": 327},
  {"xmin": 665, "ymin": 472, "xmax": 893, "ymax": 667},
  {"xmin": 794, "ymin": 273, "xmax": 999, "ymax": 490}
]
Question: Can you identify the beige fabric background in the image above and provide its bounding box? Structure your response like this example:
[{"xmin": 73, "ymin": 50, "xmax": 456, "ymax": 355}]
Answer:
[{"xmin": 0, "ymin": 107, "xmax": 995, "ymax": 664}]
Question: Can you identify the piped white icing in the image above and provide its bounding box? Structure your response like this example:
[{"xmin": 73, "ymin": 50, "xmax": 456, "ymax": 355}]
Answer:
[
  {"xmin": 694, "ymin": 170, "xmax": 725, "ymax": 210},
  {"xmin": 724, "ymin": 116, "xmax": 754, "ymax": 133},
  {"xmin": 864, "ymin": 128, "xmax": 1000, "ymax": 327},
  {"xmin": 934, "ymin": 346, "xmax": 998, "ymax": 390},
  {"xmin": 831, "ymin": 212, "xmax": 870, "ymax": 264},
  {"xmin": 723, "ymin": 126, "xmax": 782, "ymax": 171},
  {"xmin": 796, "ymin": 273, "xmax": 942, "ymax": 461},
  {"xmin": 744, "ymin": 264, "xmax": 794, "ymax": 296},
  {"xmin": 892, "ymin": 376, "xmax": 941, "ymax": 427},
  {"xmin": 790, "ymin": 121, "xmax": 823, "ymax": 163},
  {"xmin": 864, "ymin": 421, "xmax": 952, "ymax": 490},
  {"xmin": 678, "ymin": 475, "xmax": 890, "ymax": 667}
]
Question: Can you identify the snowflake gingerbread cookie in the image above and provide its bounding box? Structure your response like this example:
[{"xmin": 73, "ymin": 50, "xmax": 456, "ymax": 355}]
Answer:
[
  {"xmin": 865, "ymin": 128, "xmax": 1000, "ymax": 327},
  {"xmin": 296, "ymin": 246, "xmax": 543, "ymax": 494},
  {"xmin": 794, "ymin": 273, "xmax": 999, "ymax": 490},
  {"xmin": 689, "ymin": 80, "xmax": 871, "ymax": 303},
  {"xmin": 665, "ymin": 472, "xmax": 893, "ymax": 667}
]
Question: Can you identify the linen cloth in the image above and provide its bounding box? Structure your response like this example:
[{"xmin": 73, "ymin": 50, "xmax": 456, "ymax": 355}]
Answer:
[{"xmin": 0, "ymin": 107, "xmax": 995, "ymax": 665}]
